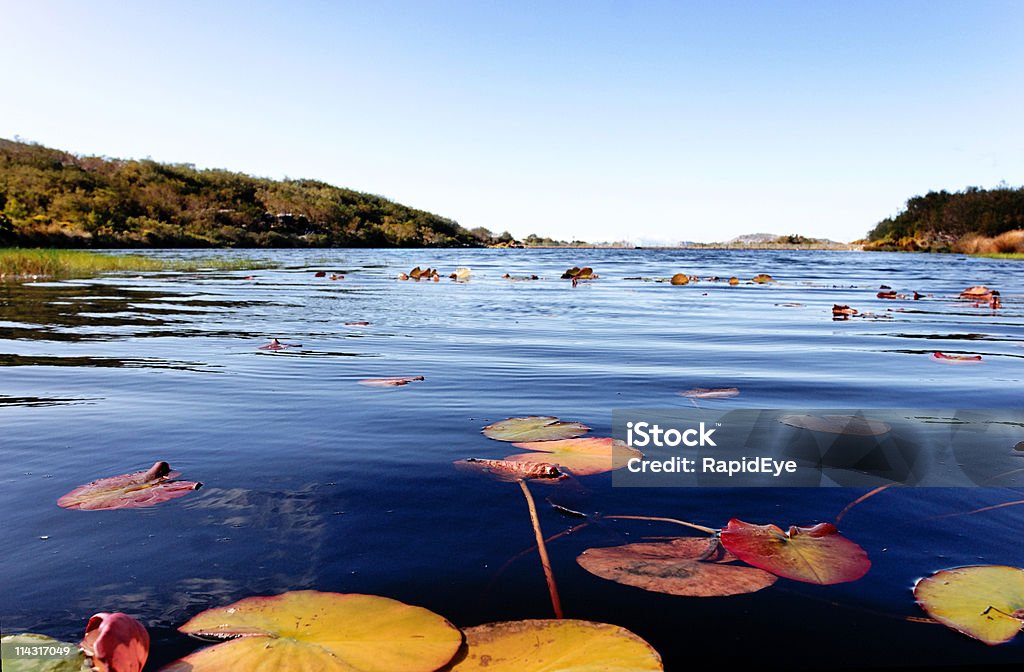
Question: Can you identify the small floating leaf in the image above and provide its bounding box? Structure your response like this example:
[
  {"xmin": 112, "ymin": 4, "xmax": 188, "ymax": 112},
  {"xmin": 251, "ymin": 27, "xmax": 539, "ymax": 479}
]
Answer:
[
  {"xmin": 779, "ymin": 414, "xmax": 891, "ymax": 436},
  {"xmin": 506, "ymin": 437, "xmax": 641, "ymax": 476},
  {"xmin": 358, "ymin": 376, "xmax": 425, "ymax": 387},
  {"xmin": 344, "ymin": 321, "xmax": 371, "ymax": 327},
  {"xmin": 752, "ymin": 274, "xmax": 774, "ymax": 284},
  {"xmin": 577, "ymin": 538, "xmax": 777, "ymax": 597},
  {"xmin": 728, "ymin": 277, "xmax": 739, "ymax": 285},
  {"xmin": 670, "ymin": 273, "xmax": 689, "ymax": 285},
  {"xmin": 162, "ymin": 591, "xmax": 462, "ymax": 672},
  {"xmin": 448, "ymin": 619, "xmax": 663, "ymax": 671},
  {"xmin": 680, "ymin": 387, "xmax": 739, "ymax": 399},
  {"xmin": 932, "ymin": 352, "xmax": 983, "ymax": 364},
  {"xmin": 914, "ymin": 566, "xmax": 1024, "ymax": 645},
  {"xmin": 482, "ymin": 416, "xmax": 590, "ymax": 442},
  {"xmin": 1, "ymin": 634, "xmax": 88, "ymax": 672},
  {"xmin": 81, "ymin": 612, "xmax": 149, "ymax": 672},
  {"xmin": 561, "ymin": 266, "xmax": 596, "ymax": 280},
  {"xmin": 832, "ymin": 304, "xmax": 858, "ymax": 316},
  {"xmin": 876, "ymin": 290, "xmax": 897, "ymax": 299},
  {"xmin": 58, "ymin": 461, "xmax": 202, "ymax": 511},
  {"xmin": 960, "ymin": 285, "xmax": 994, "ymax": 298},
  {"xmin": 719, "ymin": 519, "xmax": 870, "ymax": 585},
  {"xmin": 454, "ymin": 458, "xmax": 565, "ymax": 482}
]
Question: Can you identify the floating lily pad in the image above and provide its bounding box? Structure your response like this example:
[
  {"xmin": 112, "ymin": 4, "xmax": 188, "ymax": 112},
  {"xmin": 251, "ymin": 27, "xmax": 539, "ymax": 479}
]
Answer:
[
  {"xmin": 670, "ymin": 274, "xmax": 689, "ymax": 285},
  {"xmin": 448, "ymin": 619, "xmax": 663, "ymax": 671},
  {"xmin": 454, "ymin": 458, "xmax": 565, "ymax": 482},
  {"xmin": 960, "ymin": 285, "xmax": 993, "ymax": 298},
  {"xmin": 1, "ymin": 634, "xmax": 89, "ymax": 672},
  {"xmin": 752, "ymin": 274, "xmax": 774, "ymax": 283},
  {"xmin": 81, "ymin": 612, "xmax": 149, "ymax": 672},
  {"xmin": 932, "ymin": 352, "xmax": 983, "ymax": 364},
  {"xmin": 482, "ymin": 416, "xmax": 590, "ymax": 442},
  {"xmin": 577, "ymin": 538, "xmax": 777, "ymax": 597},
  {"xmin": 719, "ymin": 519, "xmax": 870, "ymax": 585},
  {"xmin": 778, "ymin": 414, "xmax": 891, "ymax": 436},
  {"xmin": 506, "ymin": 437, "xmax": 641, "ymax": 476},
  {"xmin": 358, "ymin": 376, "xmax": 425, "ymax": 387},
  {"xmin": 161, "ymin": 591, "xmax": 462, "ymax": 672},
  {"xmin": 57, "ymin": 461, "xmax": 202, "ymax": 511},
  {"xmin": 680, "ymin": 387, "xmax": 739, "ymax": 399},
  {"xmin": 914, "ymin": 565, "xmax": 1024, "ymax": 645}
]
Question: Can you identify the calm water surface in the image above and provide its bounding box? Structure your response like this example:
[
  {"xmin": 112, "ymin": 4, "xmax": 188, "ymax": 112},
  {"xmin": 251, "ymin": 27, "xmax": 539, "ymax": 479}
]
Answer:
[{"xmin": 2, "ymin": 249, "xmax": 1023, "ymax": 669}]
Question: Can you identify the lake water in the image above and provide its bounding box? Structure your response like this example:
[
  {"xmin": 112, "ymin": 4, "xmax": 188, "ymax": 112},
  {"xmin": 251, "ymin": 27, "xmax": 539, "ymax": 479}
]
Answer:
[{"xmin": 2, "ymin": 248, "xmax": 1023, "ymax": 670}]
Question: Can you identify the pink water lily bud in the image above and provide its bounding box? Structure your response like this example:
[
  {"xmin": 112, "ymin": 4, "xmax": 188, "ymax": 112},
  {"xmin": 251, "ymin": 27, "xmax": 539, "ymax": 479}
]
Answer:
[{"xmin": 81, "ymin": 612, "xmax": 149, "ymax": 672}]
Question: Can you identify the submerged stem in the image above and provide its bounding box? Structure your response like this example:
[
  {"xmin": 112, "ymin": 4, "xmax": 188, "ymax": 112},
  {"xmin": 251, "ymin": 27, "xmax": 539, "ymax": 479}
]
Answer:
[
  {"xmin": 834, "ymin": 483, "xmax": 898, "ymax": 526},
  {"xmin": 603, "ymin": 514, "xmax": 717, "ymax": 535},
  {"xmin": 519, "ymin": 479, "xmax": 564, "ymax": 619}
]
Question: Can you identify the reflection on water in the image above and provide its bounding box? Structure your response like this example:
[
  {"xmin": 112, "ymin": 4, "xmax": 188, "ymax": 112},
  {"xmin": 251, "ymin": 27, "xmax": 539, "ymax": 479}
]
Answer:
[{"xmin": 2, "ymin": 249, "xmax": 1023, "ymax": 670}]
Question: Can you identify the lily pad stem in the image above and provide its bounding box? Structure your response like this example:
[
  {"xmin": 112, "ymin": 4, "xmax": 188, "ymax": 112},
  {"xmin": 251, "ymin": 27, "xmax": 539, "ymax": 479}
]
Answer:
[{"xmin": 519, "ymin": 479, "xmax": 563, "ymax": 619}]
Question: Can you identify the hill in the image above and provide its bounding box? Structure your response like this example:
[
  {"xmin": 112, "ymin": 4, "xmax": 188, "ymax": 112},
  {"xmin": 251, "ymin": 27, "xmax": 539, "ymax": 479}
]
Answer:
[
  {"xmin": 865, "ymin": 185, "xmax": 1024, "ymax": 252},
  {"xmin": 0, "ymin": 138, "xmax": 483, "ymax": 248}
]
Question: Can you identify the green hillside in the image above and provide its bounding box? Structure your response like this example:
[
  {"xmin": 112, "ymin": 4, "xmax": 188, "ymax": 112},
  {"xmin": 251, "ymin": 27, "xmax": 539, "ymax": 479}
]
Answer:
[
  {"xmin": 866, "ymin": 185, "xmax": 1024, "ymax": 252},
  {"xmin": 0, "ymin": 138, "xmax": 482, "ymax": 248}
]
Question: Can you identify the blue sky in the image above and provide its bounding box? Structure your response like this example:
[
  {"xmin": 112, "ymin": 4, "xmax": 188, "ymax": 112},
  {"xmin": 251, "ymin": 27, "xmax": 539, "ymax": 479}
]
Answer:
[{"xmin": 2, "ymin": 1, "xmax": 1021, "ymax": 243}]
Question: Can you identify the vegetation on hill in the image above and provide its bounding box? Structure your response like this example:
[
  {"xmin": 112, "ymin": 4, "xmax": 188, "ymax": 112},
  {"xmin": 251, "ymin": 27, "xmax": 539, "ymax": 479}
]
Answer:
[
  {"xmin": 0, "ymin": 138, "xmax": 482, "ymax": 248},
  {"xmin": 865, "ymin": 185, "xmax": 1024, "ymax": 252}
]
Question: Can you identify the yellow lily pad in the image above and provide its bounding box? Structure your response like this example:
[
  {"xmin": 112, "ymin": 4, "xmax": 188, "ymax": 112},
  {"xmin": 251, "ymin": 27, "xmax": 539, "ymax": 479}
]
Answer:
[
  {"xmin": 448, "ymin": 619, "xmax": 663, "ymax": 671},
  {"xmin": 506, "ymin": 437, "xmax": 641, "ymax": 476},
  {"xmin": 482, "ymin": 416, "xmax": 590, "ymax": 442},
  {"xmin": 914, "ymin": 566, "xmax": 1024, "ymax": 645},
  {"xmin": 160, "ymin": 591, "xmax": 462, "ymax": 672}
]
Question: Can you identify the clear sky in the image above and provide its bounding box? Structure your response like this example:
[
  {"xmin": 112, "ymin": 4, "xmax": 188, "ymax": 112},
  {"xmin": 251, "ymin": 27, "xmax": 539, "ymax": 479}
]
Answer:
[{"xmin": 1, "ymin": 1, "xmax": 1022, "ymax": 243}]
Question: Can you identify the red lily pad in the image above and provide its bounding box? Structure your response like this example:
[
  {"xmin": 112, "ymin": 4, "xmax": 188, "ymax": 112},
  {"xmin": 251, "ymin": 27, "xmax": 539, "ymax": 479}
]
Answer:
[
  {"xmin": 719, "ymin": 519, "xmax": 870, "ymax": 584},
  {"xmin": 57, "ymin": 461, "xmax": 202, "ymax": 511},
  {"xmin": 454, "ymin": 458, "xmax": 566, "ymax": 482},
  {"xmin": 358, "ymin": 376, "xmax": 425, "ymax": 387},
  {"xmin": 81, "ymin": 612, "xmax": 149, "ymax": 672},
  {"xmin": 832, "ymin": 304, "xmax": 858, "ymax": 316},
  {"xmin": 932, "ymin": 352, "xmax": 983, "ymax": 364},
  {"xmin": 577, "ymin": 538, "xmax": 777, "ymax": 597},
  {"xmin": 876, "ymin": 290, "xmax": 897, "ymax": 299},
  {"xmin": 344, "ymin": 321, "xmax": 371, "ymax": 327}
]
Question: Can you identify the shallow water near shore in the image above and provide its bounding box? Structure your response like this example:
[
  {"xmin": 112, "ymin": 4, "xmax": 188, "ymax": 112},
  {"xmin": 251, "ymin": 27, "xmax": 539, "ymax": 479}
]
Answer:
[{"xmin": 2, "ymin": 248, "xmax": 1023, "ymax": 669}]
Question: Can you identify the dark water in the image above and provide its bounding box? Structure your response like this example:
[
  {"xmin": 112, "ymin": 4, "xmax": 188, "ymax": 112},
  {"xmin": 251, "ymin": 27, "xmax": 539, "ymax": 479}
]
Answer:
[{"xmin": 2, "ymin": 249, "xmax": 1023, "ymax": 670}]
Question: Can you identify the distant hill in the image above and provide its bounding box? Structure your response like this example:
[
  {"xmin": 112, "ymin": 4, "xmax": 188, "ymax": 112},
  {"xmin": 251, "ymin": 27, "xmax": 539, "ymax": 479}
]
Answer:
[
  {"xmin": 0, "ymin": 138, "xmax": 486, "ymax": 248},
  {"xmin": 681, "ymin": 233, "xmax": 851, "ymax": 249},
  {"xmin": 727, "ymin": 233, "xmax": 780, "ymax": 245},
  {"xmin": 866, "ymin": 186, "xmax": 1024, "ymax": 252}
]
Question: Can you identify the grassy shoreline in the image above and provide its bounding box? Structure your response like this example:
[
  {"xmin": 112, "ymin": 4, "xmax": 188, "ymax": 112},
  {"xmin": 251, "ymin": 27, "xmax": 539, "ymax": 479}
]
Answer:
[{"xmin": 0, "ymin": 248, "xmax": 274, "ymax": 279}]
